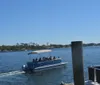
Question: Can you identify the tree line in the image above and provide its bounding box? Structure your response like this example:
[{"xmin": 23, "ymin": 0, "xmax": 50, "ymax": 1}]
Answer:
[
  {"xmin": 0, "ymin": 42, "xmax": 70, "ymax": 52},
  {"xmin": 0, "ymin": 42, "xmax": 100, "ymax": 52}
]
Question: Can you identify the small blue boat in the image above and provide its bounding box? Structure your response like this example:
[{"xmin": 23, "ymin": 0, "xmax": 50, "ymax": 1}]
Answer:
[{"xmin": 22, "ymin": 49, "xmax": 67, "ymax": 73}]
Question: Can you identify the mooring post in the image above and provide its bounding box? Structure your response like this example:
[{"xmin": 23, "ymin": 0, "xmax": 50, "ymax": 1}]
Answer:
[{"xmin": 71, "ymin": 41, "xmax": 85, "ymax": 85}]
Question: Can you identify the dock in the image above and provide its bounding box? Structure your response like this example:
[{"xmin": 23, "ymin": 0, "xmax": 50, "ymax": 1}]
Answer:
[
  {"xmin": 62, "ymin": 84, "xmax": 73, "ymax": 85},
  {"xmin": 62, "ymin": 41, "xmax": 100, "ymax": 85},
  {"xmin": 60, "ymin": 81, "xmax": 99, "ymax": 85},
  {"xmin": 60, "ymin": 82, "xmax": 73, "ymax": 85}
]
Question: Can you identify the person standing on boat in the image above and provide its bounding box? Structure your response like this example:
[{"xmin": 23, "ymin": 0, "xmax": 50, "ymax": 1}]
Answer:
[
  {"xmin": 53, "ymin": 56, "xmax": 56, "ymax": 60},
  {"xmin": 39, "ymin": 58, "xmax": 41, "ymax": 62},
  {"xmin": 35, "ymin": 58, "xmax": 38, "ymax": 61},
  {"xmin": 49, "ymin": 56, "xmax": 52, "ymax": 60},
  {"xmin": 33, "ymin": 59, "xmax": 35, "ymax": 62}
]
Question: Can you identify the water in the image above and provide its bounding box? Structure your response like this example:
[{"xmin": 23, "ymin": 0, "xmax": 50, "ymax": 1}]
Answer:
[{"xmin": 0, "ymin": 47, "xmax": 100, "ymax": 85}]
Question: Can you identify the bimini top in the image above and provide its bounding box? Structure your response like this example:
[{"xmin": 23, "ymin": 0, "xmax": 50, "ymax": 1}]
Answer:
[{"xmin": 28, "ymin": 49, "xmax": 52, "ymax": 55}]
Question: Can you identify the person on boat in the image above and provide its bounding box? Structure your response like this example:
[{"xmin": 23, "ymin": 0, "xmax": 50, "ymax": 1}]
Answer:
[
  {"xmin": 49, "ymin": 56, "xmax": 52, "ymax": 60},
  {"xmin": 58, "ymin": 56, "xmax": 60, "ymax": 59},
  {"xmin": 45, "ymin": 57, "xmax": 47, "ymax": 60},
  {"xmin": 33, "ymin": 59, "xmax": 35, "ymax": 62},
  {"xmin": 53, "ymin": 56, "xmax": 56, "ymax": 60},
  {"xmin": 35, "ymin": 58, "xmax": 38, "ymax": 61},
  {"xmin": 42, "ymin": 57, "xmax": 44, "ymax": 61},
  {"xmin": 48, "ymin": 57, "xmax": 50, "ymax": 60},
  {"xmin": 42, "ymin": 57, "xmax": 45, "ymax": 61},
  {"xmin": 47, "ymin": 57, "xmax": 49, "ymax": 60},
  {"xmin": 39, "ymin": 57, "xmax": 41, "ymax": 62},
  {"xmin": 42, "ymin": 57, "xmax": 46, "ymax": 61}
]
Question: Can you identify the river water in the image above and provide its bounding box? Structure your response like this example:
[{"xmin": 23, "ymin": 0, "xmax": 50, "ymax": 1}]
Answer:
[{"xmin": 0, "ymin": 47, "xmax": 100, "ymax": 85}]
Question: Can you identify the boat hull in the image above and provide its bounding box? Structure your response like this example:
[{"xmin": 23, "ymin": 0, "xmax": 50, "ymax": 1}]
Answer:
[
  {"xmin": 23, "ymin": 62, "xmax": 67, "ymax": 73},
  {"xmin": 34, "ymin": 62, "xmax": 67, "ymax": 72}
]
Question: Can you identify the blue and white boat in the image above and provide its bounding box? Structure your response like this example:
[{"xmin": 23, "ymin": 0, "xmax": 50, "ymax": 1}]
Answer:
[{"xmin": 22, "ymin": 49, "xmax": 67, "ymax": 73}]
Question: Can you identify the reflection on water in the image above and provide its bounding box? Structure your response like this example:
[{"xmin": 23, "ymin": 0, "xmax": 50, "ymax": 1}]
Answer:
[{"xmin": 24, "ymin": 68, "xmax": 66, "ymax": 85}]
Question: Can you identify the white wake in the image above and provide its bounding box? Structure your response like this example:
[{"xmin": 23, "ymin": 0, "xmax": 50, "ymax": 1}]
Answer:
[{"xmin": 0, "ymin": 70, "xmax": 25, "ymax": 77}]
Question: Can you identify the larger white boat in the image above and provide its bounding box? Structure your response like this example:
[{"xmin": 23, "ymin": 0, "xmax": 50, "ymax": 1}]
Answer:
[{"xmin": 22, "ymin": 49, "xmax": 67, "ymax": 73}]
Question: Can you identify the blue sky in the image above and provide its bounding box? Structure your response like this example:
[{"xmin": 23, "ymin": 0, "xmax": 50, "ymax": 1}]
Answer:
[{"xmin": 0, "ymin": 0, "xmax": 100, "ymax": 45}]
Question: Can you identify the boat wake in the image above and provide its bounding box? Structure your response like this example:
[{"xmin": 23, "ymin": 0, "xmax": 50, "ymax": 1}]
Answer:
[{"xmin": 0, "ymin": 70, "xmax": 25, "ymax": 78}]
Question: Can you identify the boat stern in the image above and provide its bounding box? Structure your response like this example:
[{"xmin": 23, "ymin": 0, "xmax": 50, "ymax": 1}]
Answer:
[
  {"xmin": 22, "ymin": 65, "xmax": 27, "ymax": 71},
  {"xmin": 22, "ymin": 62, "xmax": 35, "ymax": 73}
]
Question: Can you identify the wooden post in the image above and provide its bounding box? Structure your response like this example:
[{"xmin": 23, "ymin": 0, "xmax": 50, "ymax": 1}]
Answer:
[{"xmin": 71, "ymin": 41, "xmax": 85, "ymax": 85}]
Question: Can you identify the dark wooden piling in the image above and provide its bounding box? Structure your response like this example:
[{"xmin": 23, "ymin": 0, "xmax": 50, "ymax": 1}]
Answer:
[{"xmin": 71, "ymin": 41, "xmax": 85, "ymax": 85}]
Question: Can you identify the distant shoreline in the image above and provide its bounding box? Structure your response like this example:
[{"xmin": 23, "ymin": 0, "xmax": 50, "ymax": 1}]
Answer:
[{"xmin": 0, "ymin": 43, "xmax": 100, "ymax": 52}]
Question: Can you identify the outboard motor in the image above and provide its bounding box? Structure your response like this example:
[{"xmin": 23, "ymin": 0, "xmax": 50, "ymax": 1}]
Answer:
[{"xmin": 22, "ymin": 65, "xmax": 27, "ymax": 71}]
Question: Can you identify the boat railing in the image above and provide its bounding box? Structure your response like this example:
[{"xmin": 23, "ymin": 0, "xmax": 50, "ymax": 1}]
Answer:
[
  {"xmin": 88, "ymin": 66, "xmax": 100, "ymax": 84},
  {"xmin": 32, "ymin": 57, "xmax": 61, "ymax": 63}
]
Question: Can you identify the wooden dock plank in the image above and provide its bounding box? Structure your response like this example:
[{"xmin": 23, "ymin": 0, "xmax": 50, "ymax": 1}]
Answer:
[{"xmin": 61, "ymin": 81, "xmax": 100, "ymax": 85}]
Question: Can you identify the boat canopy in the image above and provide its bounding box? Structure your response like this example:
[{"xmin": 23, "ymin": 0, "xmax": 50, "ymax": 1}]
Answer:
[{"xmin": 28, "ymin": 49, "xmax": 52, "ymax": 55}]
